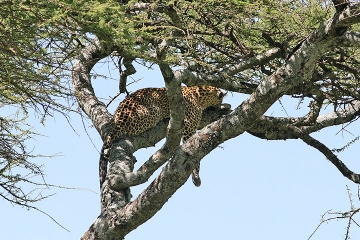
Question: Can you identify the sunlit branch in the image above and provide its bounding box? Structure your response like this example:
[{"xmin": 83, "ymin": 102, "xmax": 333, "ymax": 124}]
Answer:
[{"xmin": 72, "ymin": 37, "xmax": 114, "ymax": 139}]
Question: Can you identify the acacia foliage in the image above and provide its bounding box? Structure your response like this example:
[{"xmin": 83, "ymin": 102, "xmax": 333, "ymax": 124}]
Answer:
[{"xmin": 0, "ymin": 0, "xmax": 80, "ymax": 208}]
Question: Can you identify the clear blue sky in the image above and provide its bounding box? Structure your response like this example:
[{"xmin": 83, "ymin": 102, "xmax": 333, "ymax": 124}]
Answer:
[{"xmin": 1, "ymin": 61, "xmax": 359, "ymax": 240}]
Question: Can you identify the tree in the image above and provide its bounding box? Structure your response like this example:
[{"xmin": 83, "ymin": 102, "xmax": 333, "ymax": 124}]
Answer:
[
  {"xmin": 69, "ymin": 1, "xmax": 360, "ymax": 239},
  {"xmin": 2, "ymin": 0, "xmax": 360, "ymax": 239}
]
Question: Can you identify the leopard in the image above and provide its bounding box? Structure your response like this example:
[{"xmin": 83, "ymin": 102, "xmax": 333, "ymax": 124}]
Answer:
[{"xmin": 99, "ymin": 85, "xmax": 226, "ymax": 189}]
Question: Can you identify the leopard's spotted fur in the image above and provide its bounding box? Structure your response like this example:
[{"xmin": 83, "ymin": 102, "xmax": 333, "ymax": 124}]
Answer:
[{"xmin": 99, "ymin": 85, "xmax": 226, "ymax": 189}]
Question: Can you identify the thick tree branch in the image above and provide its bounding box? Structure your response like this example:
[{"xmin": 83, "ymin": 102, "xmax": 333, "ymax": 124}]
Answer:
[
  {"xmin": 246, "ymin": 115, "xmax": 302, "ymax": 140},
  {"xmin": 157, "ymin": 39, "xmax": 184, "ymax": 150},
  {"xmin": 71, "ymin": 38, "xmax": 135, "ymax": 215},
  {"xmin": 108, "ymin": 40, "xmax": 185, "ymax": 191},
  {"xmin": 247, "ymin": 100, "xmax": 360, "ymax": 140},
  {"xmin": 72, "ymin": 38, "xmax": 114, "ymax": 140}
]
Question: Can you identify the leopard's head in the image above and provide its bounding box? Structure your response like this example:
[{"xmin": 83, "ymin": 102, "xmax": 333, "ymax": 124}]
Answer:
[{"xmin": 195, "ymin": 85, "xmax": 227, "ymax": 108}]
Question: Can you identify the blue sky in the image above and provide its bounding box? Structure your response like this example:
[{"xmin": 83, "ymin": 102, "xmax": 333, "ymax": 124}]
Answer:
[{"xmin": 1, "ymin": 61, "xmax": 359, "ymax": 240}]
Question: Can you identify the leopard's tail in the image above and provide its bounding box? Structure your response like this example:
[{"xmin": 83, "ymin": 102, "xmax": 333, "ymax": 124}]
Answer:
[{"xmin": 99, "ymin": 144, "xmax": 108, "ymax": 190}]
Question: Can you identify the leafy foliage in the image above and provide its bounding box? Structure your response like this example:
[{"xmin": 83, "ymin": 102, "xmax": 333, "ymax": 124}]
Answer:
[{"xmin": 0, "ymin": 0, "xmax": 80, "ymax": 208}]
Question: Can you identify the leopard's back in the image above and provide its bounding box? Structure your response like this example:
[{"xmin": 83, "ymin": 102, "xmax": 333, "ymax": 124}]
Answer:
[
  {"xmin": 99, "ymin": 86, "xmax": 226, "ymax": 189},
  {"xmin": 113, "ymin": 88, "xmax": 170, "ymax": 136}
]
